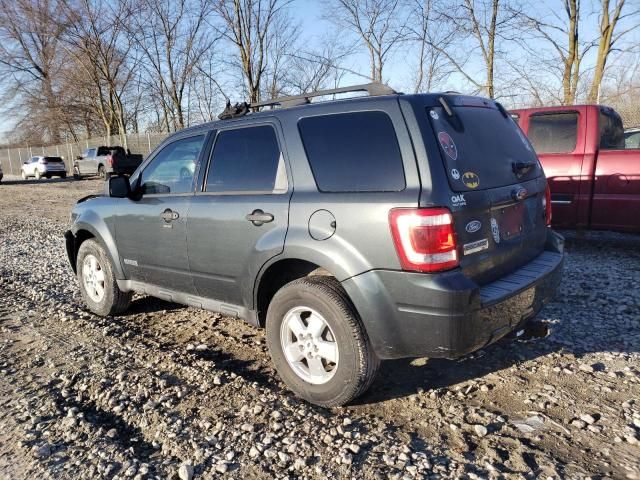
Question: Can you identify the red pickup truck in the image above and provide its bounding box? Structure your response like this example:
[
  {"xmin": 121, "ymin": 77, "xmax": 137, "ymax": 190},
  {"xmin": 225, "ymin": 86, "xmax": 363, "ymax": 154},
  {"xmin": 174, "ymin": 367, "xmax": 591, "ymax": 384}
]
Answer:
[{"xmin": 511, "ymin": 105, "xmax": 640, "ymax": 232}]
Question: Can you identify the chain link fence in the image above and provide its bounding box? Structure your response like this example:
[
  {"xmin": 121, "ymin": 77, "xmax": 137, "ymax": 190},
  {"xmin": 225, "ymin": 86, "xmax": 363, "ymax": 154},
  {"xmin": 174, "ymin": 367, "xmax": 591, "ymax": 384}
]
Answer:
[{"xmin": 0, "ymin": 133, "xmax": 169, "ymax": 177}]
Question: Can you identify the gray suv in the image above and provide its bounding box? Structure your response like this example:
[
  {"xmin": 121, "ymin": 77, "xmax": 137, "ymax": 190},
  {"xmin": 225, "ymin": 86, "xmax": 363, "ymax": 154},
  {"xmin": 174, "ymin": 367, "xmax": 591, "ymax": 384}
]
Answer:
[{"xmin": 64, "ymin": 84, "xmax": 563, "ymax": 407}]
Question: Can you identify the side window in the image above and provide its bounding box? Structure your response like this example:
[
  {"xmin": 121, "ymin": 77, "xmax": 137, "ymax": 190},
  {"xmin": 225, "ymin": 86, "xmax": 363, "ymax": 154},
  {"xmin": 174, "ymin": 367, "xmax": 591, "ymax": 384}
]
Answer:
[
  {"xmin": 298, "ymin": 111, "xmax": 405, "ymax": 192},
  {"xmin": 205, "ymin": 125, "xmax": 283, "ymax": 192},
  {"xmin": 528, "ymin": 113, "xmax": 578, "ymax": 154},
  {"xmin": 625, "ymin": 131, "xmax": 640, "ymax": 149},
  {"xmin": 87, "ymin": 149, "xmax": 96, "ymax": 157},
  {"xmin": 599, "ymin": 110, "xmax": 625, "ymax": 150},
  {"xmin": 141, "ymin": 135, "xmax": 205, "ymax": 195}
]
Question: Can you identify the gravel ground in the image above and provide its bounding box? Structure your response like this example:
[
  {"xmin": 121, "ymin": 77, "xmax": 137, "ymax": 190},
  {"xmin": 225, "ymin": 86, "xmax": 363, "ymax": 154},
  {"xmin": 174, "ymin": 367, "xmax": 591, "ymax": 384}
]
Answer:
[{"xmin": 0, "ymin": 178, "xmax": 639, "ymax": 479}]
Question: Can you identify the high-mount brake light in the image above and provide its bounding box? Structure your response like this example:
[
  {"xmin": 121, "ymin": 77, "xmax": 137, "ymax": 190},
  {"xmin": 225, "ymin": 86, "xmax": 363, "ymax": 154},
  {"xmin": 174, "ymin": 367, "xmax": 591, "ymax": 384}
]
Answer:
[
  {"xmin": 389, "ymin": 208, "xmax": 459, "ymax": 273},
  {"xmin": 543, "ymin": 184, "xmax": 552, "ymax": 226}
]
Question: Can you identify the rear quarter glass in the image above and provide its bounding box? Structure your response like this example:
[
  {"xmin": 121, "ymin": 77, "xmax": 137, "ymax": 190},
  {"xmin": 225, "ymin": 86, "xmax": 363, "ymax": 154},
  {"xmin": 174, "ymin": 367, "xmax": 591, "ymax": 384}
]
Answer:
[{"xmin": 428, "ymin": 105, "xmax": 541, "ymax": 192}]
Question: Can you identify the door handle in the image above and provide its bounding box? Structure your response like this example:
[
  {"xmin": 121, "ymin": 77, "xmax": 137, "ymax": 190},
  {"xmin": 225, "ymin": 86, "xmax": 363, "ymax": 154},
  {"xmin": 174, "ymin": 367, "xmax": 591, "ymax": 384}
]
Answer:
[
  {"xmin": 161, "ymin": 209, "xmax": 179, "ymax": 222},
  {"xmin": 246, "ymin": 209, "xmax": 274, "ymax": 226}
]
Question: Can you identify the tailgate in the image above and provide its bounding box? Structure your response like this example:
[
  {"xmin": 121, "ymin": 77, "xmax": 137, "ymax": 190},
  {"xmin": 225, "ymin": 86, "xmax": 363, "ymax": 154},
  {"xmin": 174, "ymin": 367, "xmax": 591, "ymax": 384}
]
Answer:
[
  {"xmin": 425, "ymin": 98, "xmax": 549, "ymax": 284},
  {"xmin": 452, "ymin": 178, "xmax": 548, "ymax": 285}
]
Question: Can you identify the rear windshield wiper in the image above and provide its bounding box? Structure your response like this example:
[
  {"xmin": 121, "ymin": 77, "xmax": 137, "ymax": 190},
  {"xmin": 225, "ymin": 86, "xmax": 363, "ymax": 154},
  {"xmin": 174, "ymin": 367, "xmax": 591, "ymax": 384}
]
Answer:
[{"xmin": 438, "ymin": 96, "xmax": 463, "ymax": 131}]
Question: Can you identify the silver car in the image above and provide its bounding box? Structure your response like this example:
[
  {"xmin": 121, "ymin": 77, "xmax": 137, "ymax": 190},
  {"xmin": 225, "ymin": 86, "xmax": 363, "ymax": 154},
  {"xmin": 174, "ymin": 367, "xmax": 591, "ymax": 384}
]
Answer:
[{"xmin": 21, "ymin": 156, "xmax": 67, "ymax": 180}]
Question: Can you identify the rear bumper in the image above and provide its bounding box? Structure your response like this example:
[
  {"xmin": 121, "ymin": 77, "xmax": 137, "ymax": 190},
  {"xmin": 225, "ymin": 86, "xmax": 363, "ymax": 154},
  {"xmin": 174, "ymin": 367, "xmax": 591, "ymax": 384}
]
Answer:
[{"xmin": 342, "ymin": 229, "xmax": 564, "ymax": 360}]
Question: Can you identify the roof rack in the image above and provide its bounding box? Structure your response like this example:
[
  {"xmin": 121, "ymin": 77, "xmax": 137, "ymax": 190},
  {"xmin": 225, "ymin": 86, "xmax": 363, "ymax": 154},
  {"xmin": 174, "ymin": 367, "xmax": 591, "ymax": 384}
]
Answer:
[
  {"xmin": 250, "ymin": 82, "xmax": 397, "ymax": 109},
  {"xmin": 217, "ymin": 82, "xmax": 397, "ymax": 120}
]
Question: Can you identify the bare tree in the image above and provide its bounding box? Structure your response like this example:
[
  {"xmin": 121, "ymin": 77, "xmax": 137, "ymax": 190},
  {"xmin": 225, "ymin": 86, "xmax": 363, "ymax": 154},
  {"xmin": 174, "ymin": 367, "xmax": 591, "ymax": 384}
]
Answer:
[
  {"xmin": 328, "ymin": 0, "xmax": 408, "ymax": 82},
  {"xmin": 519, "ymin": 0, "xmax": 595, "ymax": 105},
  {"xmin": 283, "ymin": 37, "xmax": 352, "ymax": 94},
  {"xmin": 599, "ymin": 55, "xmax": 640, "ymax": 126},
  {"xmin": 62, "ymin": 0, "xmax": 139, "ymax": 146},
  {"xmin": 131, "ymin": 0, "xmax": 218, "ymax": 130},
  {"xmin": 587, "ymin": 0, "xmax": 639, "ymax": 102},
  {"xmin": 432, "ymin": 0, "xmax": 521, "ymax": 99},
  {"xmin": 407, "ymin": 0, "xmax": 455, "ymax": 93},
  {"xmin": 214, "ymin": 0, "xmax": 293, "ymax": 104},
  {"xmin": 0, "ymin": 0, "xmax": 67, "ymax": 143}
]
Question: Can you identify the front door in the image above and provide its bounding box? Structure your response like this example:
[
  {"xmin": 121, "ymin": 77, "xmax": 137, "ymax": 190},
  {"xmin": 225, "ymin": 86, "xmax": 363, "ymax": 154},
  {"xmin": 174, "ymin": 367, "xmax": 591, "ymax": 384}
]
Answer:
[
  {"xmin": 187, "ymin": 122, "xmax": 291, "ymax": 307},
  {"xmin": 115, "ymin": 134, "xmax": 208, "ymax": 293}
]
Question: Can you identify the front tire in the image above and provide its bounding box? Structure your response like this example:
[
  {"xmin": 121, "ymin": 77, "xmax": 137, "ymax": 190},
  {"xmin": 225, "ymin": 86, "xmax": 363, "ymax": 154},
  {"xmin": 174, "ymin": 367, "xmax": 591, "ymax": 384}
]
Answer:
[
  {"xmin": 76, "ymin": 239, "xmax": 132, "ymax": 316},
  {"xmin": 60, "ymin": 172, "xmax": 67, "ymax": 179},
  {"xmin": 21, "ymin": 170, "xmax": 26, "ymax": 180},
  {"xmin": 73, "ymin": 165, "xmax": 80, "ymax": 179},
  {"xmin": 34, "ymin": 170, "xmax": 41, "ymax": 180},
  {"xmin": 98, "ymin": 165, "xmax": 105, "ymax": 179},
  {"xmin": 266, "ymin": 277, "xmax": 379, "ymax": 407}
]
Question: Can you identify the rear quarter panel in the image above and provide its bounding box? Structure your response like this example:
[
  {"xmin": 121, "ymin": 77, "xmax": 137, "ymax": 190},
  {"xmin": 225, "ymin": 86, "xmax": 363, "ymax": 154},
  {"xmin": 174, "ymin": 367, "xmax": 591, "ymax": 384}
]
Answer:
[{"xmin": 276, "ymin": 97, "xmax": 421, "ymax": 280}]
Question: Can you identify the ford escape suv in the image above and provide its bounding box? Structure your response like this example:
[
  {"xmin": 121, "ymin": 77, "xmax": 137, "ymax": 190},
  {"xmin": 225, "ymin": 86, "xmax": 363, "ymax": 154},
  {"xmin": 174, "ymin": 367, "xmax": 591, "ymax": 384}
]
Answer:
[{"xmin": 64, "ymin": 83, "xmax": 564, "ymax": 407}]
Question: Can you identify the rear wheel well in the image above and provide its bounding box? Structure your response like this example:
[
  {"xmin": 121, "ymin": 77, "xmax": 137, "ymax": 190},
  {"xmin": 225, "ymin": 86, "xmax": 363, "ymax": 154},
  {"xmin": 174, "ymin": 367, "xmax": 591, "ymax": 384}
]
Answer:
[{"xmin": 256, "ymin": 259, "xmax": 333, "ymax": 327}]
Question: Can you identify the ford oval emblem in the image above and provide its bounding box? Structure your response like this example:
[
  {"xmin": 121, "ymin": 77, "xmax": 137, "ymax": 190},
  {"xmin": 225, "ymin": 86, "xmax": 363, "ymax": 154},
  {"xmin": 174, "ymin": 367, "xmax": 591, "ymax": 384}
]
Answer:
[
  {"xmin": 465, "ymin": 220, "xmax": 482, "ymax": 233},
  {"xmin": 513, "ymin": 187, "xmax": 528, "ymax": 201}
]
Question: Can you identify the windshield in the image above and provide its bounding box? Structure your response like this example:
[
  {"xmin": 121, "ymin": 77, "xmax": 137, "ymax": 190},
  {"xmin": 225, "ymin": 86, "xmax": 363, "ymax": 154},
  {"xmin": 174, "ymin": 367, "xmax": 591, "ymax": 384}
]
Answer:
[{"xmin": 428, "ymin": 105, "xmax": 542, "ymax": 191}]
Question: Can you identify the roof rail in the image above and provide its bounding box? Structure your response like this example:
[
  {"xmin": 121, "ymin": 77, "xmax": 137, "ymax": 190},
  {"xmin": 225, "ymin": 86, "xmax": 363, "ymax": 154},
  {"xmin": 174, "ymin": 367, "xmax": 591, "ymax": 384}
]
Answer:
[{"xmin": 250, "ymin": 82, "xmax": 397, "ymax": 109}]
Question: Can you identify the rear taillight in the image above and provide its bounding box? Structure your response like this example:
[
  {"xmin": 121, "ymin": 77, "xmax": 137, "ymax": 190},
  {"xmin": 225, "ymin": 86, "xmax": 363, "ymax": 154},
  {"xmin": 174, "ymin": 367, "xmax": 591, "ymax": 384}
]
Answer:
[
  {"xmin": 543, "ymin": 184, "xmax": 552, "ymax": 226},
  {"xmin": 389, "ymin": 208, "xmax": 459, "ymax": 273},
  {"xmin": 106, "ymin": 154, "xmax": 114, "ymax": 167}
]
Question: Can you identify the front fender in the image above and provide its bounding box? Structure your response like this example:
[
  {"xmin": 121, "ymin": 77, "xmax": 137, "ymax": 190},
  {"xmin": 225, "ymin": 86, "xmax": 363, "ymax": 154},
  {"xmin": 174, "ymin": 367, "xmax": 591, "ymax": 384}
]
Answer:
[{"xmin": 69, "ymin": 211, "xmax": 125, "ymax": 279}]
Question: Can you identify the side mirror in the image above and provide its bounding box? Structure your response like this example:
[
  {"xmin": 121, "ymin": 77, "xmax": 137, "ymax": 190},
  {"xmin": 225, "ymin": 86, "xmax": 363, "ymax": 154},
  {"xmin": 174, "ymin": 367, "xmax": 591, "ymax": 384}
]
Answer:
[
  {"xmin": 108, "ymin": 175, "xmax": 131, "ymax": 198},
  {"xmin": 76, "ymin": 155, "xmax": 83, "ymax": 160}
]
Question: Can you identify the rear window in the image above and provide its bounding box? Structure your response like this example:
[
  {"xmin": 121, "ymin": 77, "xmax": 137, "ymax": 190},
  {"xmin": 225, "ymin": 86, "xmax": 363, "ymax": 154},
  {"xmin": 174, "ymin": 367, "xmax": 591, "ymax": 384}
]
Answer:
[
  {"xmin": 97, "ymin": 146, "xmax": 124, "ymax": 156},
  {"xmin": 528, "ymin": 113, "xmax": 578, "ymax": 153},
  {"xmin": 298, "ymin": 111, "xmax": 405, "ymax": 192},
  {"xmin": 428, "ymin": 105, "xmax": 541, "ymax": 191},
  {"xmin": 44, "ymin": 156, "xmax": 63, "ymax": 162},
  {"xmin": 599, "ymin": 109, "xmax": 625, "ymax": 150}
]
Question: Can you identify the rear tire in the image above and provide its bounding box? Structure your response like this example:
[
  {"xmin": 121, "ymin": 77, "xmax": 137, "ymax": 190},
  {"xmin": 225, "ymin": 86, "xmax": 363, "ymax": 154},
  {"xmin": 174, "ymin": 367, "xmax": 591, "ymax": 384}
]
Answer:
[
  {"xmin": 76, "ymin": 239, "xmax": 132, "ymax": 316},
  {"xmin": 60, "ymin": 172, "xmax": 67, "ymax": 179},
  {"xmin": 266, "ymin": 276, "xmax": 379, "ymax": 407},
  {"xmin": 45, "ymin": 174, "xmax": 51, "ymax": 179},
  {"xmin": 34, "ymin": 170, "xmax": 41, "ymax": 180},
  {"xmin": 98, "ymin": 165, "xmax": 105, "ymax": 179},
  {"xmin": 73, "ymin": 165, "xmax": 80, "ymax": 180}
]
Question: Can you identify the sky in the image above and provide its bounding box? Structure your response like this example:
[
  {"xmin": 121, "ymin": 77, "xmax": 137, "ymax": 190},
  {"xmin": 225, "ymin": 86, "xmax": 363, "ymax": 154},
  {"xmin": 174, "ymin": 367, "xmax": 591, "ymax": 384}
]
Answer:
[{"xmin": 1, "ymin": 0, "xmax": 639, "ymax": 141}]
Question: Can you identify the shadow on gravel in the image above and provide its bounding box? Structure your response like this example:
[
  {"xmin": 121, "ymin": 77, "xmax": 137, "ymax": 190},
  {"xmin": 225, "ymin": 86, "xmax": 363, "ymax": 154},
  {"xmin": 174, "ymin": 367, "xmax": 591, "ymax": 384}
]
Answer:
[
  {"xmin": 49, "ymin": 385, "xmax": 160, "ymax": 472},
  {"xmin": 0, "ymin": 177, "xmax": 82, "ymax": 186},
  {"xmin": 191, "ymin": 347, "xmax": 274, "ymax": 388},
  {"xmin": 119, "ymin": 297, "xmax": 187, "ymax": 316}
]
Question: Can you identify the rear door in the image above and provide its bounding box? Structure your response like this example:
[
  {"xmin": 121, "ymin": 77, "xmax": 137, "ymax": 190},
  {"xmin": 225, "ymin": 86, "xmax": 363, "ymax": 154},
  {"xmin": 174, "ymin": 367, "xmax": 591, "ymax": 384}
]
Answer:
[
  {"xmin": 424, "ymin": 98, "xmax": 548, "ymax": 284},
  {"xmin": 591, "ymin": 108, "xmax": 640, "ymax": 231},
  {"xmin": 187, "ymin": 121, "xmax": 291, "ymax": 307}
]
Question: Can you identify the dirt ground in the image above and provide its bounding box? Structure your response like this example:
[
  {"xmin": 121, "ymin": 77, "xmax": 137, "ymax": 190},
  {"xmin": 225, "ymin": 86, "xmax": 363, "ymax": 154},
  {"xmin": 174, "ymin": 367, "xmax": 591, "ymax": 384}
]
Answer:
[{"xmin": 0, "ymin": 177, "xmax": 639, "ymax": 479}]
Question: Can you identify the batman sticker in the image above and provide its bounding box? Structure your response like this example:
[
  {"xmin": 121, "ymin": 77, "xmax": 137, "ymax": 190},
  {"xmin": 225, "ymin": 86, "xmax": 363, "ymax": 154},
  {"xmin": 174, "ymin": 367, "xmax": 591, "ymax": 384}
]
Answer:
[
  {"xmin": 462, "ymin": 172, "xmax": 480, "ymax": 189},
  {"xmin": 438, "ymin": 131, "xmax": 458, "ymax": 161}
]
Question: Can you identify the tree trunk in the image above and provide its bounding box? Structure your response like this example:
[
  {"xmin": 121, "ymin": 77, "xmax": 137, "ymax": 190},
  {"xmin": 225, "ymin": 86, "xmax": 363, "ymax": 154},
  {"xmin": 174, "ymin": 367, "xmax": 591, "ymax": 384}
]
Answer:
[
  {"xmin": 587, "ymin": 0, "xmax": 625, "ymax": 103},
  {"xmin": 562, "ymin": 0, "xmax": 579, "ymax": 105}
]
